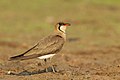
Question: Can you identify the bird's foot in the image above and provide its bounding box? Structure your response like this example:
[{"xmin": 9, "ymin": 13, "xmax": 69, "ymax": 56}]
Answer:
[
  {"xmin": 45, "ymin": 68, "xmax": 48, "ymax": 72},
  {"xmin": 51, "ymin": 65, "xmax": 57, "ymax": 73}
]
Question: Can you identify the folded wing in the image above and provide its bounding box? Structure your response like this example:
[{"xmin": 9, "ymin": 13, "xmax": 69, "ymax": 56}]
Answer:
[{"xmin": 9, "ymin": 34, "xmax": 65, "ymax": 60}]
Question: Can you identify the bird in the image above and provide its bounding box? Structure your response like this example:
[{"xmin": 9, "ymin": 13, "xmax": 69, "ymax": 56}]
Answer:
[{"xmin": 9, "ymin": 22, "xmax": 70, "ymax": 72}]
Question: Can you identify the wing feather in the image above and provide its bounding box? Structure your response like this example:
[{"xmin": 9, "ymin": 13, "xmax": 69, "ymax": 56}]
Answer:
[{"xmin": 9, "ymin": 34, "xmax": 65, "ymax": 60}]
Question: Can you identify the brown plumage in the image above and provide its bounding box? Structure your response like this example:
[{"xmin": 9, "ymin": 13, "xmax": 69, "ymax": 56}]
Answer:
[{"xmin": 9, "ymin": 22, "xmax": 70, "ymax": 61}]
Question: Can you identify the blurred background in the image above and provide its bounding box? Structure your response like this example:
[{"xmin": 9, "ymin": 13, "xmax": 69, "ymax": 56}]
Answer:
[
  {"xmin": 0, "ymin": 0, "xmax": 120, "ymax": 79},
  {"xmin": 0, "ymin": 0, "xmax": 120, "ymax": 61}
]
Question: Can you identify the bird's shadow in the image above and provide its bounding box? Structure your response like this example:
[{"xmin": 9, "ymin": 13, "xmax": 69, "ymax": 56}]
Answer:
[{"xmin": 7, "ymin": 67, "xmax": 56, "ymax": 76}]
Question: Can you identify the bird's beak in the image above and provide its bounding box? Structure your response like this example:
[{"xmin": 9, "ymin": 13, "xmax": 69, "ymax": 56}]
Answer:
[{"xmin": 64, "ymin": 23, "xmax": 71, "ymax": 26}]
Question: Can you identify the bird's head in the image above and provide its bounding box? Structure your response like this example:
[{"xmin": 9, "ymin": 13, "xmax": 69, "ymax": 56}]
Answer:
[{"xmin": 55, "ymin": 22, "xmax": 70, "ymax": 33}]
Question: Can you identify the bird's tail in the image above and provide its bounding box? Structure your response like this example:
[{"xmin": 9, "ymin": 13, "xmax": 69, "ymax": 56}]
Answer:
[
  {"xmin": 9, "ymin": 43, "xmax": 39, "ymax": 61},
  {"xmin": 9, "ymin": 54, "xmax": 40, "ymax": 61}
]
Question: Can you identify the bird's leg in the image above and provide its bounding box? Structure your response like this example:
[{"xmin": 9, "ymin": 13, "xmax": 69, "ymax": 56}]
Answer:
[
  {"xmin": 51, "ymin": 65, "xmax": 56, "ymax": 73},
  {"xmin": 44, "ymin": 58, "xmax": 56, "ymax": 73},
  {"xmin": 49, "ymin": 58, "xmax": 56, "ymax": 73},
  {"xmin": 44, "ymin": 59, "xmax": 48, "ymax": 72}
]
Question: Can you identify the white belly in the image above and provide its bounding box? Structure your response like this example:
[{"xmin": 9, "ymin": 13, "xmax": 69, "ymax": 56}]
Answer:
[{"xmin": 38, "ymin": 54, "xmax": 56, "ymax": 59}]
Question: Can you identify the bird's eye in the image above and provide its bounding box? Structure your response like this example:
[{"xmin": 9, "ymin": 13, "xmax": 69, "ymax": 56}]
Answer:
[{"xmin": 59, "ymin": 23, "xmax": 61, "ymax": 25}]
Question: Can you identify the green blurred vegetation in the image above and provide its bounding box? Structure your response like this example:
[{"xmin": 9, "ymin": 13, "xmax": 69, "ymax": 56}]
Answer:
[{"xmin": 0, "ymin": 0, "xmax": 120, "ymax": 49}]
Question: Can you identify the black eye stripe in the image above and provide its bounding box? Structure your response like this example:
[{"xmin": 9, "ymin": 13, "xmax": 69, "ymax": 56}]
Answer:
[
  {"xmin": 58, "ymin": 25, "xmax": 62, "ymax": 31},
  {"xmin": 58, "ymin": 25, "xmax": 61, "ymax": 30},
  {"xmin": 58, "ymin": 22, "xmax": 65, "ymax": 26},
  {"xmin": 58, "ymin": 25, "xmax": 64, "ymax": 33}
]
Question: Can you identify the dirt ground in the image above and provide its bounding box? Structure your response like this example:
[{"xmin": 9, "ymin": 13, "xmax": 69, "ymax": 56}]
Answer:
[{"xmin": 0, "ymin": 41, "xmax": 120, "ymax": 80}]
